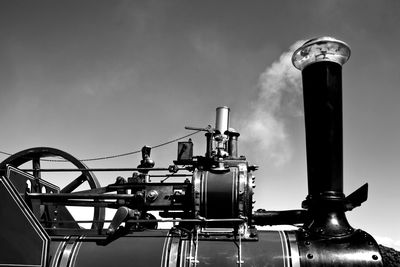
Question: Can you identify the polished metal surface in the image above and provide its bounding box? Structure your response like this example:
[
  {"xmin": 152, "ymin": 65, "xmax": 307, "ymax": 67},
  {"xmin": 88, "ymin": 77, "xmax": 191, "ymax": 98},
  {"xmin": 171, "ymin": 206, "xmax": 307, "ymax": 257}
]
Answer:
[
  {"xmin": 215, "ymin": 106, "xmax": 230, "ymax": 135},
  {"xmin": 292, "ymin": 36, "xmax": 351, "ymax": 70}
]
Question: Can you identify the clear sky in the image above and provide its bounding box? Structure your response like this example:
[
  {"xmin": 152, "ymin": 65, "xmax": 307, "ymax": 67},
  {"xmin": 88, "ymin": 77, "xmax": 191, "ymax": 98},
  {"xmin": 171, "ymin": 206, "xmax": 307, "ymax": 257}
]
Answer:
[{"xmin": 1, "ymin": 0, "xmax": 399, "ymax": 249}]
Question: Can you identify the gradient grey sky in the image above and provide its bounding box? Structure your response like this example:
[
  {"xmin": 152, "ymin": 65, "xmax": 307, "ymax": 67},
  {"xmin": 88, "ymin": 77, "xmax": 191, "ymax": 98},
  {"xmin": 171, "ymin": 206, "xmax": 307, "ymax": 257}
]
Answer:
[{"xmin": 1, "ymin": 0, "xmax": 399, "ymax": 249}]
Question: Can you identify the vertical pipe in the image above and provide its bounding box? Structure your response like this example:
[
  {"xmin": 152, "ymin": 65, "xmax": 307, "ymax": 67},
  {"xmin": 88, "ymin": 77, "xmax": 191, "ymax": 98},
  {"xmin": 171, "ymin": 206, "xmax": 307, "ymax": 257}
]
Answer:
[
  {"xmin": 302, "ymin": 61, "xmax": 344, "ymax": 199},
  {"xmin": 292, "ymin": 37, "xmax": 352, "ymax": 236},
  {"xmin": 215, "ymin": 107, "xmax": 230, "ymax": 135},
  {"xmin": 292, "ymin": 37, "xmax": 351, "ymax": 203},
  {"xmin": 32, "ymin": 156, "xmax": 41, "ymax": 179},
  {"xmin": 227, "ymin": 130, "xmax": 240, "ymax": 158},
  {"xmin": 205, "ymin": 132, "xmax": 213, "ymax": 158}
]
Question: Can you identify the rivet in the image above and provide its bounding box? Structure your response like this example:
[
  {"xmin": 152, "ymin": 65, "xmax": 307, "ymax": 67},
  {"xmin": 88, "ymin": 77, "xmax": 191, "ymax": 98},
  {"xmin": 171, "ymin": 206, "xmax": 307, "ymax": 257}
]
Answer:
[
  {"xmin": 372, "ymin": 255, "xmax": 378, "ymax": 260},
  {"xmin": 307, "ymin": 253, "xmax": 313, "ymax": 260},
  {"xmin": 304, "ymin": 241, "xmax": 311, "ymax": 246}
]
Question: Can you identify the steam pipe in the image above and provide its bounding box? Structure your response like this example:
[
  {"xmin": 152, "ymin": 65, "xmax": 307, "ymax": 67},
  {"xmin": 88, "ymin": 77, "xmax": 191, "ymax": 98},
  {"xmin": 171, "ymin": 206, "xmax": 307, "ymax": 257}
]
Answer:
[
  {"xmin": 252, "ymin": 209, "xmax": 308, "ymax": 226},
  {"xmin": 227, "ymin": 129, "xmax": 240, "ymax": 158},
  {"xmin": 205, "ymin": 132, "xmax": 213, "ymax": 158}
]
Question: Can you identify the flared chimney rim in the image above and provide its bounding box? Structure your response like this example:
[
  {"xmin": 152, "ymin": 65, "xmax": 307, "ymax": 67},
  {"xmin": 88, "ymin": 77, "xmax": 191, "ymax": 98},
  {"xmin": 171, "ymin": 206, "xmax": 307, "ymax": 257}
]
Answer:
[{"xmin": 292, "ymin": 36, "xmax": 351, "ymax": 70}]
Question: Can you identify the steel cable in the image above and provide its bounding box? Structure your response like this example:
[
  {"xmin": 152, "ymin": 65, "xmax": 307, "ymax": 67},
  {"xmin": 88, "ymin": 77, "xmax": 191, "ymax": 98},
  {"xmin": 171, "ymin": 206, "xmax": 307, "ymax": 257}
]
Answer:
[{"xmin": 0, "ymin": 130, "xmax": 201, "ymax": 162}]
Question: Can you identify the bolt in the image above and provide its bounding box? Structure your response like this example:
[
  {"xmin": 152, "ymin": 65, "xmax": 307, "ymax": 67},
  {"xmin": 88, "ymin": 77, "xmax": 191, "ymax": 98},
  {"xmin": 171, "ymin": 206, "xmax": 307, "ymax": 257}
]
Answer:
[{"xmin": 147, "ymin": 190, "xmax": 159, "ymax": 202}]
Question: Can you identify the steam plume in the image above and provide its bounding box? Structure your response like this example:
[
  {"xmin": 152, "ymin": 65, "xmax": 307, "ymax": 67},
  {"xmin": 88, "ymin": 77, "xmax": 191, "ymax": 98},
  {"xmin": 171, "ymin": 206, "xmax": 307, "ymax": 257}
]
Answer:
[{"xmin": 239, "ymin": 40, "xmax": 305, "ymax": 166}]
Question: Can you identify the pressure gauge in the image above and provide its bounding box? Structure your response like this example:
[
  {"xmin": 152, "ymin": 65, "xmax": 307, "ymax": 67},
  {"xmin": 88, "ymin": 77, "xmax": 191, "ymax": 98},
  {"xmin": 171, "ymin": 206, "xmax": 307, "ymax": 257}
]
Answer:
[{"xmin": 292, "ymin": 36, "xmax": 351, "ymax": 70}]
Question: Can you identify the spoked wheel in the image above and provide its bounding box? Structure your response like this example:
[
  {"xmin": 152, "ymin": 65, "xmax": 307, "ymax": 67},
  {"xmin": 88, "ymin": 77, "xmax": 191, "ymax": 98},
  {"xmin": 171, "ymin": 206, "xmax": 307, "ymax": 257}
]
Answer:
[{"xmin": 0, "ymin": 147, "xmax": 105, "ymax": 230}]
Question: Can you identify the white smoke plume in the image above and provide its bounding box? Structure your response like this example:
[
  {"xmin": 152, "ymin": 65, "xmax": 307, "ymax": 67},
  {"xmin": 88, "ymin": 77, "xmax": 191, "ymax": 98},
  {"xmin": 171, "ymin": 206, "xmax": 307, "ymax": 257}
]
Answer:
[{"xmin": 239, "ymin": 40, "xmax": 305, "ymax": 166}]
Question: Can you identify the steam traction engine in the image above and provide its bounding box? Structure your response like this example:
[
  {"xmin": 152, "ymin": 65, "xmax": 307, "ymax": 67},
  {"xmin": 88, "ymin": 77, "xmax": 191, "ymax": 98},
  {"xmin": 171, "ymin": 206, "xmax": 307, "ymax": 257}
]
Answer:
[{"xmin": 0, "ymin": 37, "xmax": 386, "ymax": 266}]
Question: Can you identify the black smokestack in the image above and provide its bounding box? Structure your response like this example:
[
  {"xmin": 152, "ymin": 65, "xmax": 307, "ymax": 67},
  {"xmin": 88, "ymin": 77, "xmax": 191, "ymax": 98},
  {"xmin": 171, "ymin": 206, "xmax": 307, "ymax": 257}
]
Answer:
[
  {"xmin": 293, "ymin": 37, "xmax": 351, "ymax": 203},
  {"xmin": 292, "ymin": 37, "xmax": 352, "ymax": 236}
]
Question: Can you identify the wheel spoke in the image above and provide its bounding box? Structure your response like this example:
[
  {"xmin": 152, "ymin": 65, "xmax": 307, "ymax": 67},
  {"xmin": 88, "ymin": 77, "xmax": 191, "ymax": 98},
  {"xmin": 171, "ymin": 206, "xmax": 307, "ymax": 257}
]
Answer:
[
  {"xmin": 32, "ymin": 156, "xmax": 41, "ymax": 179},
  {"xmin": 60, "ymin": 173, "xmax": 86, "ymax": 193}
]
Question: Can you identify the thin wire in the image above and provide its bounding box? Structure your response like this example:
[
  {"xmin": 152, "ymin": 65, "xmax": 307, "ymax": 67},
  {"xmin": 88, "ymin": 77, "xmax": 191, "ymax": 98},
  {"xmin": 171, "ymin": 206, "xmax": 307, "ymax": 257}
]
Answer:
[
  {"xmin": 0, "ymin": 151, "xmax": 13, "ymax": 157},
  {"xmin": 0, "ymin": 130, "xmax": 201, "ymax": 163}
]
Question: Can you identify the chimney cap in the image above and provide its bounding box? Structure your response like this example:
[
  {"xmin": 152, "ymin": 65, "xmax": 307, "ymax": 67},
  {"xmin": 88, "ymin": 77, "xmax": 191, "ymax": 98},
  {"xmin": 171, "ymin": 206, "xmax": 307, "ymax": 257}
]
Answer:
[{"xmin": 292, "ymin": 36, "xmax": 351, "ymax": 70}]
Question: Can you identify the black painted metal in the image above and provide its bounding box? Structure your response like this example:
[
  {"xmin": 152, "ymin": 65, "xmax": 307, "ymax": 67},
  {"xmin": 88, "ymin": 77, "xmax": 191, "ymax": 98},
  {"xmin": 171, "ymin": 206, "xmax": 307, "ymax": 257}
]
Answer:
[
  {"xmin": 253, "ymin": 209, "xmax": 307, "ymax": 226},
  {"xmin": 205, "ymin": 132, "xmax": 213, "ymax": 158},
  {"xmin": 7, "ymin": 166, "xmax": 60, "ymax": 194},
  {"xmin": 291, "ymin": 37, "xmax": 383, "ymax": 266},
  {"xmin": 13, "ymin": 167, "xmax": 175, "ymax": 172},
  {"xmin": 46, "ymin": 230, "xmax": 294, "ymax": 267},
  {"xmin": 0, "ymin": 175, "xmax": 50, "ymax": 266},
  {"xmin": 202, "ymin": 171, "xmax": 236, "ymax": 219},
  {"xmin": 297, "ymin": 229, "xmax": 383, "ymax": 266},
  {"xmin": 299, "ymin": 60, "xmax": 356, "ymax": 238},
  {"xmin": 227, "ymin": 130, "xmax": 240, "ymax": 158},
  {"xmin": 302, "ymin": 61, "xmax": 344, "ymax": 202}
]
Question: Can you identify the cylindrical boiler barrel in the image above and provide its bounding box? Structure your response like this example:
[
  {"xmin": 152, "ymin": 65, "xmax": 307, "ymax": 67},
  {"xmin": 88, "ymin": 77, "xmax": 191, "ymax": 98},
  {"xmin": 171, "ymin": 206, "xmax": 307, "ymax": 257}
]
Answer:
[
  {"xmin": 47, "ymin": 229, "xmax": 382, "ymax": 266},
  {"xmin": 48, "ymin": 230, "xmax": 299, "ymax": 267}
]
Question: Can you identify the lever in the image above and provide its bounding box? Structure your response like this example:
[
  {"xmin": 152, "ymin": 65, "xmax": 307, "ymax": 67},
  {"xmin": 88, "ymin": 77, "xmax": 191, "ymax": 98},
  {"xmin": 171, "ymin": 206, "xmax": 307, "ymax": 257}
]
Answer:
[
  {"xmin": 107, "ymin": 206, "xmax": 139, "ymax": 235},
  {"xmin": 345, "ymin": 183, "xmax": 368, "ymax": 211}
]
